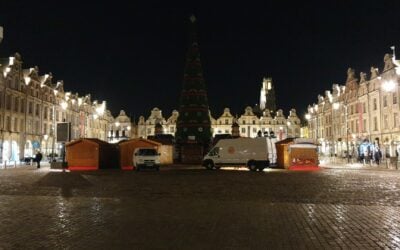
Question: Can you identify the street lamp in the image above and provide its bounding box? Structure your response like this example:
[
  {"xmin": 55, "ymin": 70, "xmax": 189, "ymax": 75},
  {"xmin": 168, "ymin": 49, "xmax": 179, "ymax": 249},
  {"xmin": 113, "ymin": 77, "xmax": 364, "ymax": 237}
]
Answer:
[
  {"xmin": 380, "ymin": 78, "xmax": 397, "ymax": 158},
  {"xmin": 344, "ymin": 104, "xmax": 350, "ymax": 163},
  {"xmin": 305, "ymin": 113, "xmax": 311, "ymax": 139},
  {"xmin": 43, "ymin": 134, "xmax": 48, "ymax": 156},
  {"xmin": 382, "ymin": 80, "xmax": 396, "ymax": 92},
  {"xmin": 332, "ymin": 102, "xmax": 340, "ymax": 157}
]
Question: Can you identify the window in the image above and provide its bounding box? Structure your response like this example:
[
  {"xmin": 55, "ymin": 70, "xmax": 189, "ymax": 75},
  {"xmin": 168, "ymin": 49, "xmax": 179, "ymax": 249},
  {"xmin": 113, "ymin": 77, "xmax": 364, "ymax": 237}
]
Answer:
[
  {"xmin": 242, "ymin": 120, "xmax": 245, "ymax": 125},
  {"xmin": 20, "ymin": 119, "xmax": 24, "ymax": 132},
  {"xmin": 252, "ymin": 120, "xmax": 256, "ymax": 125},
  {"xmin": 36, "ymin": 104, "xmax": 40, "ymax": 116},
  {"xmin": 208, "ymin": 147, "xmax": 219, "ymax": 156},
  {"xmin": 393, "ymin": 93, "xmax": 398, "ymax": 105},
  {"xmin": 28, "ymin": 102, "xmax": 33, "ymax": 114},
  {"xmin": 394, "ymin": 113, "xmax": 398, "ymax": 128},
  {"xmin": 14, "ymin": 97, "xmax": 19, "ymax": 112},
  {"xmin": 14, "ymin": 118, "xmax": 18, "ymax": 132},
  {"xmin": 21, "ymin": 99, "xmax": 25, "ymax": 113},
  {"xmin": 383, "ymin": 95, "xmax": 387, "ymax": 107},
  {"xmin": 373, "ymin": 117, "xmax": 378, "ymax": 131},
  {"xmin": 6, "ymin": 94, "xmax": 11, "ymax": 110},
  {"xmin": 241, "ymin": 128, "xmax": 246, "ymax": 133},
  {"xmin": 169, "ymin": 126, "xmax": 174, "ymax": 133},
  {"xmin": 0, "ymin": 91, "xmax": 3, "ymax": 108},
  {"xmin": 252, "ymin": 128, "xmax": 257, "ymax": 133},
  {"xmin": 363, "ymin": 119, "xmax": 367, "ymax": 133},
  {"xmin": 363, "ymin": 103, "xmax": 366, "ymax": 113},
  {"xmin": 6, "ymin": 116, "xmax": 11, "ymax": 131},
  {"xmin": 44, "ymin": 107, "xmax": 48, "ymax": 119},
  {"xmin": 225, "ymin": 119, "xmax": 228, "ymax": 125},
  {"xmin": 351, "ymin": 120, "xmax": 355, "ymax": 133},
  {"xmin": 373, "ymin": 98, "xmax": 377, "ymax": 110},
  {"xmin": 384, "ymin": 115, "xmax": 388, "ymax": 129},
  {"xmin": 355, "ymin": 120, "xmax": 359, "ymax": 133}
]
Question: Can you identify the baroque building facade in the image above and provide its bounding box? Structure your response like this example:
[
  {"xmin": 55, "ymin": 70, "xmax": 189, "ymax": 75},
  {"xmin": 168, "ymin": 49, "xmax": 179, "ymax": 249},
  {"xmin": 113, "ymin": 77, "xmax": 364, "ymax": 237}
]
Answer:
[
  {"xmin": 0, "ymin": 53, "xmax": 115, "ymax": 164},
  {"xmin": 137, "ymin": 78, "xmax": 301, "ymax": 140},
  {"xmin": 108, "ymin": 110, "xmax": 133, "ymax": 143},
  {"xmin": 305, "ymin": 50, "xmax": 400, "ymax": 157},
  {"xmin": 137, "ymin": 106, "xmax": 301, "ymax": 140}
]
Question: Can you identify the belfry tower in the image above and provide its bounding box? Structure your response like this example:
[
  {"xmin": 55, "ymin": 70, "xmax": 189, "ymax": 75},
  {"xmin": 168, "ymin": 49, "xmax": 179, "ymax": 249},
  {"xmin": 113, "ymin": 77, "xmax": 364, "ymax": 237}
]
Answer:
[{"xmin": 259, "ymin": 77, "xmax": 276, "ymax": 112}]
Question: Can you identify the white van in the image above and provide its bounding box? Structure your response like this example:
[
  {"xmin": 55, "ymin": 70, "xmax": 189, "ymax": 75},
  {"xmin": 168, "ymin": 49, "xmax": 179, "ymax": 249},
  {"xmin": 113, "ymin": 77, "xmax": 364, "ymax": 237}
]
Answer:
[
  {"xmin": 133, "ymin": 148, "xmax": 160, "ymax": 171},
  {"xmin": 202, "ymin": 137, "xmax": 277, "ymax": 171}
]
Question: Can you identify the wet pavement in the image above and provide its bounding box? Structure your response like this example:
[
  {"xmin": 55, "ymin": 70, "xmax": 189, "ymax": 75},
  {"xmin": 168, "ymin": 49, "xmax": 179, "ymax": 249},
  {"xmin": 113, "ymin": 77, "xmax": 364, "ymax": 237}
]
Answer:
[{"xmin": 1, "ymin": 164, "xmax": 400, "ymax": 249}]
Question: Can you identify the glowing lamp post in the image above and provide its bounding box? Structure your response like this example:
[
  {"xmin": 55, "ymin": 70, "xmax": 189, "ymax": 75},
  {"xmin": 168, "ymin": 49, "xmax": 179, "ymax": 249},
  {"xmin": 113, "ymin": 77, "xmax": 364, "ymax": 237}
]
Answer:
[
  {"xmin": 95, "ymin": 101, "xmax": 106, "ymax": 140},
  {"xmin": 382, "ymin": 80, "xmax": 396, "ymax": 92},
  {"xmin": 43, "ymin": 134, "xmax": 49, "ymax": 156}
]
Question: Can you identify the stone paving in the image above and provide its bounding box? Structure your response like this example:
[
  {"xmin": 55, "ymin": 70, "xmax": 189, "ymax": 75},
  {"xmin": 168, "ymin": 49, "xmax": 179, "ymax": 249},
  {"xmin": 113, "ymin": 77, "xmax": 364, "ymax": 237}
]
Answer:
[{"xmin": 1, "ymin": 165, "xmax": 400, "ymax": 249}]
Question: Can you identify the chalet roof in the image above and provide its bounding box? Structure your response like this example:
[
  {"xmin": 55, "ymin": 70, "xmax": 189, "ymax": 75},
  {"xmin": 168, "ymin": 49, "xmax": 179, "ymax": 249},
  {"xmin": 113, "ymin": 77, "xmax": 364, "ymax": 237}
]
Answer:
[{"xmin": 66, "ymin": 138, "xmax": 110, "ymax": 147}]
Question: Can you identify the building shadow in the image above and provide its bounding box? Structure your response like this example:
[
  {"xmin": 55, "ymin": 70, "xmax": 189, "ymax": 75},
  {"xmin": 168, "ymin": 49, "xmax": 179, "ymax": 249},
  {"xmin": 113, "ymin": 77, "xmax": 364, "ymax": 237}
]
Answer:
[{"xmin": 35, "ymin": 171, "xmax": 92, "ymax": 198}]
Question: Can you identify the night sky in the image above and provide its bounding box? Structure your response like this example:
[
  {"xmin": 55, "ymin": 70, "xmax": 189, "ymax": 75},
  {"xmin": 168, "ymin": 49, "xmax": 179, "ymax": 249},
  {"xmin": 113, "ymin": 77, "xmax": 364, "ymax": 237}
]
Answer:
[{"xmin": 1, "ymin": 2, "xmax": 400, "ymax": 121}]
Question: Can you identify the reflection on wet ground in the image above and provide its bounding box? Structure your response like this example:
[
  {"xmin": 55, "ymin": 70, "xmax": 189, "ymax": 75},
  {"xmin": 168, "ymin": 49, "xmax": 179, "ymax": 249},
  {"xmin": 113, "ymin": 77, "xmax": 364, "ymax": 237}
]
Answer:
[{"xmin": 1, "ymin": 166, "xmax": 400, "ymax": 248}]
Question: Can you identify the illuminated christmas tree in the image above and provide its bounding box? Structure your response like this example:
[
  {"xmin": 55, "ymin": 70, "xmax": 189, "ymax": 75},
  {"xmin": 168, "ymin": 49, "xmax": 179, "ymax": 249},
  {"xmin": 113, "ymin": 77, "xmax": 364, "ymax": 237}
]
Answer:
[{"xmin": 175, "ymin": 15, "xmax": 211, "ymax": 146}]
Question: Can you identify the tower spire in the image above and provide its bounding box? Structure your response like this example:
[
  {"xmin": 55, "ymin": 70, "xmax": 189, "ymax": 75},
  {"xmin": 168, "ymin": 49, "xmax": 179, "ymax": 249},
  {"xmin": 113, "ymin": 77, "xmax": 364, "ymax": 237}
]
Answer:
[{"xmin": 260, "ymin": 77, "xmax": 276, "ymax": 113}]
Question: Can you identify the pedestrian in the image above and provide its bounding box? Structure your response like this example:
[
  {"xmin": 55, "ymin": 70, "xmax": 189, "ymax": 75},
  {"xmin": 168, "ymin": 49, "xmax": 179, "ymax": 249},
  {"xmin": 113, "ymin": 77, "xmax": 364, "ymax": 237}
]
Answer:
[
  {"xmin": 363, "ymin": 146, "xmax": 369, "ymax": 165},
  {"xmin": 374, "ymin": 147, "xmax": 382, "ymax": 166},
  {"xmin": 35, "ymin": 150, "xmax": 43, "ymax": 169}
]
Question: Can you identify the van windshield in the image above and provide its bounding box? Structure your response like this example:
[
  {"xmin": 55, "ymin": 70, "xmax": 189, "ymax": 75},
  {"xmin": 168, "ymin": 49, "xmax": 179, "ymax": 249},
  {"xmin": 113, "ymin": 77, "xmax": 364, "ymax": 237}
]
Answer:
[
  {"xmin": 208, "ymin": 147, "xmax": 219, "ymax": 156},
  {"xmin": 138, "ymin": 149, "xmax": 158, "ymax": 156}
]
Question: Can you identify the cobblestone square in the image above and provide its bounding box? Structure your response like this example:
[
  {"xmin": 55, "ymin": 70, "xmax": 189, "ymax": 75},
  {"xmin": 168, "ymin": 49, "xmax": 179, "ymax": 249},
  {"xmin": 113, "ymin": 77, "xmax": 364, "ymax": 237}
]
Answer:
[{"xmin": 1, "ymin": 165, "xmax": 400, "ymax": 249}]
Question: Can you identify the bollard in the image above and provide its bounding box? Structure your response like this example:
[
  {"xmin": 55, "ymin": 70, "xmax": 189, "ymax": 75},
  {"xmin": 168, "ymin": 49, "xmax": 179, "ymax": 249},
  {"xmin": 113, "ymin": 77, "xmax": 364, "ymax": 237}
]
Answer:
[{"xmin": 4, "ymin": 160, "xmax": 6, "ymax": 169}]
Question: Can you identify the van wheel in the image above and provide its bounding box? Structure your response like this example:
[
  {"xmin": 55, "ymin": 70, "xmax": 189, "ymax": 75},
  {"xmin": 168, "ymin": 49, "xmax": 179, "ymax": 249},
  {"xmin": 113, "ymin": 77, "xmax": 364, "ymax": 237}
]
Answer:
[
  {"xmin": 258, "ymin": 167, "xmax": 265, "ymax": 171},
  {"xmin": 248, "ymin": 161, "xmax": 257, "ymax": 171},
  {"xmin": 205, "ymin": 160, "xmax": 214, "ymax": 170}
]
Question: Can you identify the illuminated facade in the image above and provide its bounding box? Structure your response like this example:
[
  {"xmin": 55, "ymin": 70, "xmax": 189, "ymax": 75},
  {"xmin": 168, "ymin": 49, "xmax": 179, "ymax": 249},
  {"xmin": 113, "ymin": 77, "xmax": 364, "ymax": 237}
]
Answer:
[
  {"xmin": 259, "ymin": 77, "xmax": 276, "ymax": 112},
  {"xmin": 137, "ymin": 107, "xmax": 301, "ymax": 140},
  {"xmin": 108, "ymin": 110, "xmax": 134, "ymax": 143},
  {"xmin": 138, "ymin": 77, "xmax": 300, "ymax": 140},
  {"xmin": 305, "ymin": 50, "xmax": 400, "ymax": 157},
  {"xmin": 0, "ymin": 53, "xmax": 113, "ymax": 164}
]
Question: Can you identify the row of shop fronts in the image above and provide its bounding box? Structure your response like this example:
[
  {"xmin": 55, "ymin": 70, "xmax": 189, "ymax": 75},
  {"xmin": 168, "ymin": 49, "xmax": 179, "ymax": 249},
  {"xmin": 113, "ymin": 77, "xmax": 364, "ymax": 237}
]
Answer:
[
  {"xmin": 317, "ymin": 136, "xmax": 400, "ymax": 162},
  {"xmin": 0, "ymin": 136, "xmax": 63, "ymax": 164}
]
